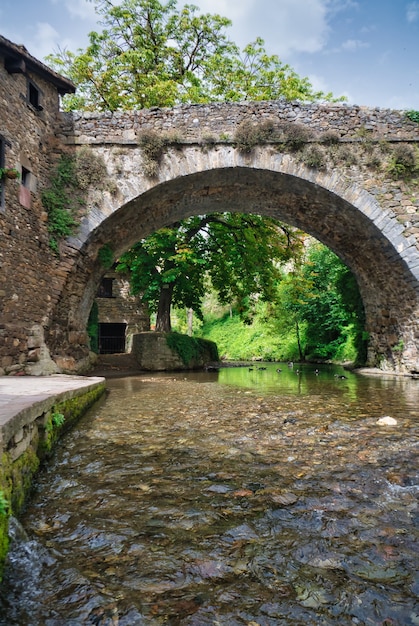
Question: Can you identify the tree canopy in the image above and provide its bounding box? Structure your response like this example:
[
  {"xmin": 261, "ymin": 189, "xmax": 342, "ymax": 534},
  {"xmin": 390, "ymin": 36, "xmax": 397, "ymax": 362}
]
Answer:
[
  {"xmin": 268, "ymin": 243, "xmax": 366, "ymax": 363},
  {"xmin": 47, "ymin": 0, "xmax": 341, "ymax": 111},
  {"xmin": 116, "ymin": 213, "xmax": 303, "ymax": 332}
]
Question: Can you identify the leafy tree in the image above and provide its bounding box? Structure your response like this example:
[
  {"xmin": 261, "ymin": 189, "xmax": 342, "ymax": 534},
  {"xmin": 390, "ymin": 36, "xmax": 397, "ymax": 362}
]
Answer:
[
  {"xmin": 47, "ymin": 0, "xmax": 342, "ymax": 111},
  {"xmin": 266, "ymin": 265, "xmax": 315, "ymax": 361},
  {"xmin": 116, "ymin": 213, "xmax": 303, "ymax": 332},
  {"xmin": 300, "ymin": 244, "xmax": 366, "ymax": 362},
  {"xmin": 269, "ymin": 243, "xmax": 366, "ymax": 362}
]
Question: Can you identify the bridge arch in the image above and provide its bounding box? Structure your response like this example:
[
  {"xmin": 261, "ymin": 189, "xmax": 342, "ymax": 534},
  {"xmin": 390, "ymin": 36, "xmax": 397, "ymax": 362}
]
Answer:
[{"xmin": 48, "ymin": 144, "xmax": 419, "ymax": 375}]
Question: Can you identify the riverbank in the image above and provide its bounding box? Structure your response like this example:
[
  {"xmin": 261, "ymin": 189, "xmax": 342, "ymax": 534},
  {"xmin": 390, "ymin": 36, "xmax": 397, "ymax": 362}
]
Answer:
[{"xmin": 0, "ymin": 374, "xmax": 106, "ymax": 579}]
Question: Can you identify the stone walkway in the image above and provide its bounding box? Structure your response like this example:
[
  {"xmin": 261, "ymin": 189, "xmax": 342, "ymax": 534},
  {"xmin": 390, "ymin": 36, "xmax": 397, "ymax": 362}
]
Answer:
[{"xmin": 0, "ymin": 375, "xmax": 105, "ymax": 424}]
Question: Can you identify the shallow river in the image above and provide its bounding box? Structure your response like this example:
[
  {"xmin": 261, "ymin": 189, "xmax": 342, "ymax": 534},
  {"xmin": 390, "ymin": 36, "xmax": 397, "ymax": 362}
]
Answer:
[{"xmin": 1, "ymin": 363, "xmax": 419, "ymax": 625}]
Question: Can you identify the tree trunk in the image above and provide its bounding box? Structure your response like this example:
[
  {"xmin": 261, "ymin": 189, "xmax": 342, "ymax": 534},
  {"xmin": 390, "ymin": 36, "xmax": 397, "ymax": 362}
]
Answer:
[
  {"xmin": 187, "ymin": 308, "xmax": 193, "ymax": 336},
  {"xmin": 155, "ymin": 284, "xmax": 174, "ymax": 332},
  {"xmin": 296, "ymin": 320, "xmax": 304, "ymax": 361}
]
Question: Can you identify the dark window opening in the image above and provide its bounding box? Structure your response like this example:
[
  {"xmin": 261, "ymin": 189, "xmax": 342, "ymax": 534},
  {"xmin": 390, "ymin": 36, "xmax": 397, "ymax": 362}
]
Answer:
[
  {"xmin": 99, "ymin": 323, "xmax": 126, "ymax": 354},
  {"xmin": 97, "ymin": 278, "xmax": 114, "ymax": 298},
  {"xmin": 21, "ymin": 166, "xmax": 30, "ymax": 188},
  {"xmin": 28, "ymin": 80, "xmax": 43, "ymax": 111}
]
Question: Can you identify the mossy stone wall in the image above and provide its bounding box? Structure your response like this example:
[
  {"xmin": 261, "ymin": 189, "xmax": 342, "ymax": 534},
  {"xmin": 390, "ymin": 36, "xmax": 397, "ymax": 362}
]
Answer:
[{"xmin": 0, "ymin": 381, "xmax": 105, "ymax": 579}]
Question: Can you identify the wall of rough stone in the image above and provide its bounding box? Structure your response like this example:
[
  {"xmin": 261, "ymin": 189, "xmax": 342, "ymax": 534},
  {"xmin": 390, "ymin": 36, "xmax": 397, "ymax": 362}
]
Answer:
[
  {"xmin": 132, "ymin": 332, "xmax": 217, "ymax": 370},
  {"xmin": 96, "ymin": 272, "xmax": 149, "ymax": 352},
  {"xmin": 0, "ymin": 51, "xmax": 73, "ymax": 375},
  {"xmin": 62, "ymin": 101, "xmax": 419, "ymax": 143}
]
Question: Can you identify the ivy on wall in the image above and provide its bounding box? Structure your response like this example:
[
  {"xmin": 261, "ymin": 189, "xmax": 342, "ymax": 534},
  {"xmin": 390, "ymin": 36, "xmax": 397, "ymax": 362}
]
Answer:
[{"xmin": 42, "ymin": 148, "xmax": 109, "ymax": 254}]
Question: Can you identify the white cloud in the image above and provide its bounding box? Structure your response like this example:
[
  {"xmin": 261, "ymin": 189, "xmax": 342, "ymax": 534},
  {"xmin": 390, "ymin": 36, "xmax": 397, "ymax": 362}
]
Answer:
[
  {"xmin": 30, "ymin": 22, "xmax": 61, "ymax": 59},
  {"xmin": 184, "ymin": 0, "xmax": 254, "ymax": 22},
  {"xmin": 181, "ymin": 0, "xmax": 330, "ymax": 56},
  {"xmin": 406, "ymin": 2, "xmax": 419, "ymax": 23},
  {"xmin": 50, "ymin": 0, "xmax": 97, "ymax": 21},
  {"xmin": 341, "ymin": 38, "xmax": 369, "ymax": 51}
]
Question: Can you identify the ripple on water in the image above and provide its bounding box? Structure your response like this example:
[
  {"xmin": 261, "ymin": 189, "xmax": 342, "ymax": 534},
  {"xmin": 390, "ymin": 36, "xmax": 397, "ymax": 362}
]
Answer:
[{"xmin": 0, "ymin": 366, "xmax": 418, "ymax": 625}]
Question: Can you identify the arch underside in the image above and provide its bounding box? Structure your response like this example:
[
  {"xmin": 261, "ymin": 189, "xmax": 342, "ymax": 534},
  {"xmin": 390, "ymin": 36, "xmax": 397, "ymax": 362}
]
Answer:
[{"xmin": 53, "ymin": 167, "xmax": 419, "ymax": 372}]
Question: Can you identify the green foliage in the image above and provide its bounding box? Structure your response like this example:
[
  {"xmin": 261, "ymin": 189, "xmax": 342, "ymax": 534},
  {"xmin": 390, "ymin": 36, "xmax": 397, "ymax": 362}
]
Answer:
[
  {"xmin": 41, "ymin": 154, "xmax": 79, "ymax": 253},
  {"xmin": 393, "ymin": 339, "xmax": 404, "ymax": 352},
  {"xmin": 52, "ymin": 412, "xmax": 65, "ymax": 427},
  {"xmin": 87, "ymin": 301, "xmax": 99, "ymax": 353},
  {"xmin": 298, "ymin": 145, "xmax": 327, "ymax": 169},
  {"xmin": 0, "ymin": 492, "xmax": 9, "ymax": 517},
  {"xmin": 117, "ymin": 213, "xmax": 304, "ymax": 332},
  {"xmin": 46, "ymin": 0, "xmax": 343, "ymax": 112},
  {"xmin": 387, "ymin": 144, "xmax": 418, "ymax": 179},
  {"xmin": 406, "ymin": 110, "xmax": 419, "ymax": 123},
  {"xmin": 271, "ymin": 243, "xmax": 366, "ymax": 363},
  {"xmin": 45, "ymin": 411, "xmax": 66, "ymax": 433},
  {"xmin": 166, "ymin": 331, "xmax": 218, "ymax": 365},
  {"xmin": 42, "ymin": 149, "xmax": 109, "ymax": 253},
  {"xmin": 0, "ymin": 167, "xmax": 20, "ymax": 180},
  {"xmin": 201, "ymin": 242, "xmax": 367, "ymax": 366},
  {"xmin": 98, "ymin": 243, "xmax": 114, "ymax": 269},
  {"xmin": 138, "ymin": 131, "xmax": 170, "ymax": 177},
  {"xmin": 201, "ymin": 308, "xmax": 291, "ymax": 361}
]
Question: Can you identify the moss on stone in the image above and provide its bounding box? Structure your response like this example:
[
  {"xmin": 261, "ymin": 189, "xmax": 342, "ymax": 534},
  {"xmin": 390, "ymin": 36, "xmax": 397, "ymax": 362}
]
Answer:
[
  {"xmin": 38, "ymin": 383, "xmax": 106, "ymax": 459},
  {"xmin": 0, "ymin": 381, "xmax": 106, "ymax": 580},
  {"xmin": 166, "ymin": 332, "xmax": 219, "ymax": 366}
]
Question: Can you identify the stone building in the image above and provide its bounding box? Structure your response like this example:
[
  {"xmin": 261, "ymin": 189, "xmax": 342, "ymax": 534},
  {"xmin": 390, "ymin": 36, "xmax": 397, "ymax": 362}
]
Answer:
[
  {"xmin": 0, "ymin": 35, "xmax": 76, "ymax": 375},
  {"xmin": 95, "ymin": 271, "xmax": 149, "ymax": 354}
]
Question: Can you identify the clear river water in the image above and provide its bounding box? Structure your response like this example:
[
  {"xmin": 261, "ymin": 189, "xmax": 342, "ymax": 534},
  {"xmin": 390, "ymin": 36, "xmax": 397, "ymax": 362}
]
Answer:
[{"xmin": 0, "ymin": 362, "xmax": 418, "ymax": 625}]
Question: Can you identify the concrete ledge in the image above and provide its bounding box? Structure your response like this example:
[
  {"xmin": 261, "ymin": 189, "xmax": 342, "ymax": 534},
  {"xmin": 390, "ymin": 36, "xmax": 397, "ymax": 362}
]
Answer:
[
  {"xmin": 0, "ymin": 375, "xmax": 105, "ymax": 444},
  {"xmin": 0, "ymin": 375, "xmax": 106, "ymax": 580}
]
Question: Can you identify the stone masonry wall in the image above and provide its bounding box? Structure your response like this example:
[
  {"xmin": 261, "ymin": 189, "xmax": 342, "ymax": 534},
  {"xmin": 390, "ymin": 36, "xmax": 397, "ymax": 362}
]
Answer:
[
  {"xmin": 60, "ymin": 100, "xmax": 419, "ymax": 256},
  {"xmin": 62, "ymin": 101, "xmax": 419, "ymax": 143},
  {"xmin": 96, "ymin": 272, "xmax": 149, "ymax": 351},
  {"xmin": 0, "ymin": 52, "xmax": 73, "ymax": 375}
]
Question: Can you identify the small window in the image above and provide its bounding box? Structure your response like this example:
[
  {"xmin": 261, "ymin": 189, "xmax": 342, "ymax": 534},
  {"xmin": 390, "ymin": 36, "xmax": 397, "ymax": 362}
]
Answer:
[
  {"xmin": 21, "ymin": 166, "xmax": 31, "ymax": 188},
  {"xmin": 97, "ymin": 278, "xmax": 114, "ymax": 298},
  {"xmin": 27, "ymin": 79, "xmax": 43, "ymax": 111}
]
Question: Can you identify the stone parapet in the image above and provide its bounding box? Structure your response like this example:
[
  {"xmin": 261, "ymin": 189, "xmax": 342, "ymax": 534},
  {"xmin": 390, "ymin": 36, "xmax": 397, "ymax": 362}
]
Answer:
[{"xmin": 61, "ymin": 101, "xmax": 419, "ymax": 144}]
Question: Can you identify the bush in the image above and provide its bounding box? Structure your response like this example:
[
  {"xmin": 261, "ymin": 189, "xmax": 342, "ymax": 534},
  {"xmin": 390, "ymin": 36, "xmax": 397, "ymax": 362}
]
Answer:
[
  {"xmin": 279, "ymin": 121, "xmax": 315, "ymax": 149},
  {"xmin": 138, "ymin": 131, "xmax": 169, "ymax": 177},
  {"xmin": 387, "ymin": 144, "xmax": 418, "ymax": 179},
  {"xmin": 298, "ymin": 145, "xmax": 327, "ymax": 169}
]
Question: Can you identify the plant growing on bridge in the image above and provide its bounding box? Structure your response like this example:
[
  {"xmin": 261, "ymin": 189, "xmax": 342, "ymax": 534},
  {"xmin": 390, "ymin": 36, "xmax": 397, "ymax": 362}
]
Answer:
[
  {"xmin": 43, "ymin": 150, "xmax": 110, "ymax": 253},
  {"xmin": 298, "ymin": 145, "xmax": 327, "ymax": 170},
  {"xmin": 138, "ymin": 131, "xmax": 170, "ymax": 177},
  {"xmin": 406, "ymin": 110, "xmax": 419, "ymax": 123},
  {"xmin": 233, "ymin": 119, "xmax": 317, "ymax": 155},
  {"xmin": 387, "ymin": 144, "xmax": 418, "ymax": 179},
  {"xmin": 46, "ymin": 0, "xmax": 343, "ymax": 112},
  {"xmin": 42, "ymin": 154, "xmax": 80, "ymax": 254},
  {"xmin": 116, "ymin": 213, "xmax": 304, "ymax": 332}
]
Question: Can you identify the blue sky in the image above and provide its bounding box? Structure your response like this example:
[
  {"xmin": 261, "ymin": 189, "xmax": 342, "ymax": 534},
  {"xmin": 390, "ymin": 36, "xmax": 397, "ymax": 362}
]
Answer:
[{"xmin": 1, "ymin": 0, "xmax": 418, "ymax": 110}]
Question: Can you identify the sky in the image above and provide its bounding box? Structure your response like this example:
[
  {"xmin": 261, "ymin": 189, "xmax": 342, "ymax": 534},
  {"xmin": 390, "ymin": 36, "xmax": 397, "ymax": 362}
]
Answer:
[{"xmin": 1, "ymin": 0, "xmax": 418, "ymax": 110}]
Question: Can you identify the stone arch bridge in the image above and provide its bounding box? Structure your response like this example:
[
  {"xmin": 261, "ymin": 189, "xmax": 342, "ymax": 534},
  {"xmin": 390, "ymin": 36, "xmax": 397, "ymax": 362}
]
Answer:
[{"xmin": 48, "ymin": 101, "xmax": 419, "ymax": 375}]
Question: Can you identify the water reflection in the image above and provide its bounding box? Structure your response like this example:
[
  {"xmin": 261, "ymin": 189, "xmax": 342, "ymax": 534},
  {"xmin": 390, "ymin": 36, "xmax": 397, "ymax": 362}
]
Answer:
[{"xmin": 0, "ymin": 364, "xmax": 418, "ymax": 625}]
